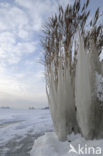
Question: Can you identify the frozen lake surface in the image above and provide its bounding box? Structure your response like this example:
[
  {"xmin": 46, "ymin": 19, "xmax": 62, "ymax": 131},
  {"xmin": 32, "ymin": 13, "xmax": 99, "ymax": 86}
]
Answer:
[{"xmin": 0, "ymin": 108, "xmax": 53, "ymax": 156}]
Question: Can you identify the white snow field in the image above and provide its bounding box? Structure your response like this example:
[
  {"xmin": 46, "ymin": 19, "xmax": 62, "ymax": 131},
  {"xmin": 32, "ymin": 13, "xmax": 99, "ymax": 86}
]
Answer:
[
  {"xmin": 0, "ymin": 108, "xmax": 53, "ymax": 156},
  {"xmin": 30, "ymin": 132, "xmax": 103, "ymax": 156}
]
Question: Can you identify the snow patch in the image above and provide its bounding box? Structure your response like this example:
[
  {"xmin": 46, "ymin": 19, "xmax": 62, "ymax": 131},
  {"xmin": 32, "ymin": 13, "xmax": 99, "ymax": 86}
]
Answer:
[
  {"xmin": 30, "ymin": 132, "xmax": 69, "ymax": 156},
  {"xmin": 30, "ymin": 132, "xmax": 103, "ymax": 156}
]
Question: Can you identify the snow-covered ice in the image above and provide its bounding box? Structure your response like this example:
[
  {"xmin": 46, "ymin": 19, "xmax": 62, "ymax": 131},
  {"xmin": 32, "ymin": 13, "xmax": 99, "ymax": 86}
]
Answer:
[
  {"xmin": 30, "ymin": 132, "xmax": 103, "ymax": 156},
  {"xmin": 1, "ymin": 108, "xmax": 103, "ymax": 156},
  {"xmin": 0, "ymin": 108, "xmax": 53, "ymax": 156}
]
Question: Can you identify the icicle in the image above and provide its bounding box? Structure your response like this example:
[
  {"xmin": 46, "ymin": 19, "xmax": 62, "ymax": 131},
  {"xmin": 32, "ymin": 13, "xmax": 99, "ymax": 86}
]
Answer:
[
  {"xmin": 47, "ymin": 54, "xmax": 78, "ymax": 141},
  {"xmin": 75, "ymin": 32, "xmax": 96, "ymax": 139},
  {"xmin": 101, "ymin": 62, "xmax": 103, "ymax": 76}
]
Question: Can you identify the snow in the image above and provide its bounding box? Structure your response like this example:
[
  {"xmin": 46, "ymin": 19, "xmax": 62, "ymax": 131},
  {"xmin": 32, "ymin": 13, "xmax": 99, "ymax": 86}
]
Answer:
[
  {"xmin": 30, "ymin": 132, "xmax": 68, "ymax": 156},
  {"xmin": 30, "ymin": 132, "xmax": 103, "ymax": 156},
  {"xmin": 96, "ymin": 72, "xmax": 103, "ymax": 102},
  {"xmin": 0, "ymin": 108, "xmax": 53, "ymax": 154}
]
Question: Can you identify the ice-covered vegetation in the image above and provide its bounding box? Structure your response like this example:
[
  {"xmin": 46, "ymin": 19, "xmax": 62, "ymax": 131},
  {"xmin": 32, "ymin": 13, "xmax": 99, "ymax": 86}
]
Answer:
[{"xmin": 41, "ymin": 0, "xmax": 103, "ymax": 141}]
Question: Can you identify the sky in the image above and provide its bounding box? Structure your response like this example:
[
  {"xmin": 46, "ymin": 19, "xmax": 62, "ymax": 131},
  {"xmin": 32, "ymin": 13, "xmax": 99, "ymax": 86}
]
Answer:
[{"xmin": 0, "ymin": 0, "xmax": 102, "ymax": 109}]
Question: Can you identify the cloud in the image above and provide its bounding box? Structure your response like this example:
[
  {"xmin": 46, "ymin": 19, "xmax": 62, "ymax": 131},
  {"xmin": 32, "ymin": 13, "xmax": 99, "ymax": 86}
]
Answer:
[
  {"xmin": 0, "ymin": 3, "xmax": 28, "ymax": 30},
  {"xmin": 0, "ymin": 0, "xmax": 73, "ymax": 108},
  {"xmin": 15, "ymin": 0, "xmax": 56, "ymax": 31},
  {"xmin": 0, "ymin": 31, "xmax": 37, "ymax": 64},
  {"xmin": 15, "ymin": 0, "xmax": 74, "ymax": 32},
  {"xmin": 18, "ymin": 29, "xmax": 29, "ymax": 39},
  {"xmin": 0, "ymin": 2, "xmax": 37, "ymax": 65}
]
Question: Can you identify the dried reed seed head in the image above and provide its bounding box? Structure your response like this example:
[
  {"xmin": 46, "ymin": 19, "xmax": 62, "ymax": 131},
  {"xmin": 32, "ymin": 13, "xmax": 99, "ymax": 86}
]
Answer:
[{"xmin": 41, "ymin": 0, "xmax": 103, "ymax": 69}]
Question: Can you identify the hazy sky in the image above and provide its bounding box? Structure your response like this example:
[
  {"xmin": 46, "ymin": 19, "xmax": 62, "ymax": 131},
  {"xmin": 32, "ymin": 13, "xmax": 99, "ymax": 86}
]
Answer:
[{"xmin": 0, "ymin": 0, "xmax": 102, "ymax": 109}]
